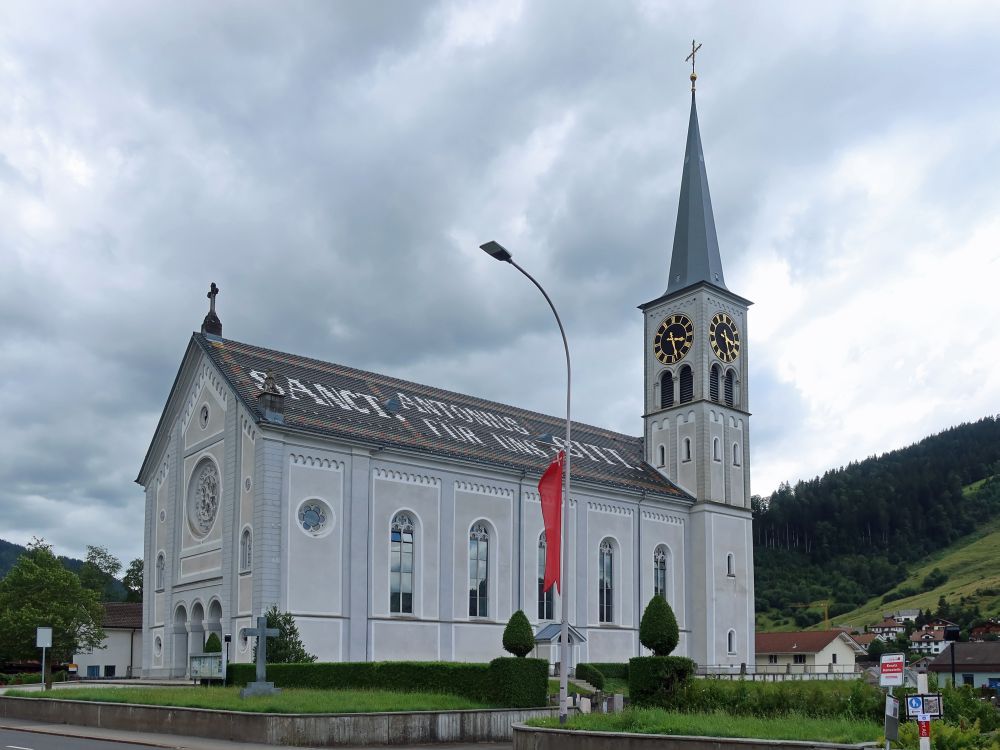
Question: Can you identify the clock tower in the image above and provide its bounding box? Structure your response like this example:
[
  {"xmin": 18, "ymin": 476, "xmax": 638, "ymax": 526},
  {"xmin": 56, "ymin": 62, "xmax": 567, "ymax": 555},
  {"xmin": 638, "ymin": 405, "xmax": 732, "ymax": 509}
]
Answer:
[{"xmin": 639, "ymin": 67, "xmax": 755, "ymax": 669}]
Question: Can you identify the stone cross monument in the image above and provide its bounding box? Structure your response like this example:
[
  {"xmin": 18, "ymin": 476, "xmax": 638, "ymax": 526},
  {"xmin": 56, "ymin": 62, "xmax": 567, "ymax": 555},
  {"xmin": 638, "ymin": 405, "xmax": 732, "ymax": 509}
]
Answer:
[{"xmin": 239, "ymin": 615, "xmax": 281, "ymax": 698}]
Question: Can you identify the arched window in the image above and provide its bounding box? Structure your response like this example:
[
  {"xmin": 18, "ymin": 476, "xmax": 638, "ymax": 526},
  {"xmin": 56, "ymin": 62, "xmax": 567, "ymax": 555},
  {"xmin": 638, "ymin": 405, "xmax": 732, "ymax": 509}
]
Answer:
[
  {"xmin": 733, "ymin": 443, "xmax": 742, "ymax": 466},
  {"xmin": 710, "ymin": 364, "xmax": 720, "ymax": 402},
  {"xmin": 599, "ymin": 539, "xmax": 614, "ymax": 623},
  {"xmin": 713, "ymin": 437, "xmax": 720, "ymax": 461},
  {"xmin": 155, "ymin": 552, "xmax": 165, "ymax": 591},
  {"xmin": 660, "ymin": 371, "xmax": 674, "ymax": 409},
  {"xmin": 469, "ymin": 522, "xmax": 490, "ymax": 618},
  {"xmin": 653, "ymin": 545, "xmax": 668, "ymax": 600},
  {"xmin": 728, "ymin": 629, "xmax": 737, "ymax": 654},
  {"xmin": 391, "ymin": 513, "xmax": 415, "ymax": 614},
  {"xmin": 658, "ymin": 444, "xmax": 665, "ymax": 466},
  {"xmin": 679, "ymin": 365, "xmax": 693, "ymax": 403},
  {"xmin": 727, "ymin": 553, "xmax": 735, "ymax": 577},
  {"xmin": 537, "ymin": 533, "xmax": 553, "ymax": 621},
  {"xmin": 683, "ymin": 437, "xmax": 692, "ymax": 462},
  {"xmin": 725, "ymin": 370, "xmax": 736, "ymax": 407},
  {"xmin": 239, "ymin": 528, "xmax": 252, "ymax": 573}
]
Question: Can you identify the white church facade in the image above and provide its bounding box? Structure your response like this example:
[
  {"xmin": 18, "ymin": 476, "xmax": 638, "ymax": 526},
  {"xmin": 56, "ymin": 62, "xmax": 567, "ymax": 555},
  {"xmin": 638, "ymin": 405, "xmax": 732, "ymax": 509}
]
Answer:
[{"xmin": 137, "ymin": 85, "xmax": 755, "ymax": 678}]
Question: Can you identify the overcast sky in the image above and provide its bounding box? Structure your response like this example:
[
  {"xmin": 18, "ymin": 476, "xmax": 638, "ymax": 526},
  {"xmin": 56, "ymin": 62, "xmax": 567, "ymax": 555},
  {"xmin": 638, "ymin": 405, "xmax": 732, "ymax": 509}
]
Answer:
[{"xmin": 2, "ymin": 0, "xmax": 999, "ymax": 566}]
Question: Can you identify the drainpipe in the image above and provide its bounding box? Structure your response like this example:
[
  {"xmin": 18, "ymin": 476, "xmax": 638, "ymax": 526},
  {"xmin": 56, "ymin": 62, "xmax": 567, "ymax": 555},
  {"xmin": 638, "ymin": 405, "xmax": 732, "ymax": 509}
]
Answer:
[{"xmin": 517, "ymin": 469, "xmax": 526, "ymax": 611}]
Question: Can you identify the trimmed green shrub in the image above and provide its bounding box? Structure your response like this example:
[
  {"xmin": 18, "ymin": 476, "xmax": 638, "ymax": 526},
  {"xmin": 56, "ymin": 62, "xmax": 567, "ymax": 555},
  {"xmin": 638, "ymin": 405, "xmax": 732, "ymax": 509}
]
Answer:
[
  {"xmin": 204, "ymin": 633, "xmax": 222, "ymax": 653},
  {"xmin": 502, "ymin": 610, "xmax": 535, "ymax": 657},
  {"xmin": 574, "ymin": 663, "xmax": 605, "ymax": 690},
  {"xmin": 489, "ymin": 657, "xmax": 548, "ymax": 707},
  {"xmin": 628, "ymin": 656, "xmax": 694, "ymax": 708},
  {"xmin": 587, "ymin": 662, "xmax": 629, "ymax": 680},
  {"xmin": 226, "ymin": 658, "xmax": 549, "ymax": 708},
  {"xmin": 639, "ymin": 596, "xmax": 679, "ymax": 656}
]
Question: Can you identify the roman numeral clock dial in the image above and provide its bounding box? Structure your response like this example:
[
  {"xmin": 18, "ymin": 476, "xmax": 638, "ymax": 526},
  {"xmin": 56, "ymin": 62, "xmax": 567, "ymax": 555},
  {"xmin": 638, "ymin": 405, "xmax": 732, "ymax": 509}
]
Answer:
[
  {"xmin": 653, "ymin": 313, "xmax": 694, "ymax": 364},
  {"xmin": 709, "ymin": 312, "xmax": 741, "ymax": 363}
]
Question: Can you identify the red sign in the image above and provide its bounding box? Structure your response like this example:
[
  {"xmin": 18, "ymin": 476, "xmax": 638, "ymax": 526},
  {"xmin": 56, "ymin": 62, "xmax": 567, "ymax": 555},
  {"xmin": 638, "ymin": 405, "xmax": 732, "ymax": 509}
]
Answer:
[
  {"xmin": 879, "ymin": 653, "xmax": 906, "ymax": 687},
  {"xmin": 918, "ymin": 721, "xmax": 930, "ymax": 738}
]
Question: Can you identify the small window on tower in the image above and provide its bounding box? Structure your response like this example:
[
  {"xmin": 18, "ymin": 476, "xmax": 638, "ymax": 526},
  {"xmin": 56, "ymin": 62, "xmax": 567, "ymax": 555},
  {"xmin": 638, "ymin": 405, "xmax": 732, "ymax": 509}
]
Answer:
[
  {"xmin": 660, "ymin": 371, "xmax": 674, "ymax": 409},
  {"xmin": 733, "ymin": 443, "xmax": 741, "ymax": 466},
  {"xmin": 713, "ymin": 437, "xmax": 720, "ymax": 461},
  {"xmin": 683, "ymin": 437, "xmax": 692, "ymax": 462},
  {"xmin": 679, "ymin": 366, "xmax": 693, "ymax": 403},
  {"xmin": 725, "ymin": 370, "xmax": 736, "ymax": 407},
  {"xmin": 710, "ymin": 364, "xmax": 720, "ymax": 402},
  {"xmin": 658, "ymin": 445, "xmax": 665, "ymax": 466}
]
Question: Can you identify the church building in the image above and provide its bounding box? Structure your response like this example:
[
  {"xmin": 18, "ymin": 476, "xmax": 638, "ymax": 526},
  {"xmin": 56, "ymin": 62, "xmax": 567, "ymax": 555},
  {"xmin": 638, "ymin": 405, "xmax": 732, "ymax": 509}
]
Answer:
[{"xmin": 137, "ymin": 81, "xmax": 755, "ymax": 677}]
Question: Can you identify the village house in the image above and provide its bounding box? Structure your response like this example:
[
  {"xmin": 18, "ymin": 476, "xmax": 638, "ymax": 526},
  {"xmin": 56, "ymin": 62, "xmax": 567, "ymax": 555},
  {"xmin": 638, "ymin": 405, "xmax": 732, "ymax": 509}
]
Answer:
[{"xmin": 755, "ymin": 631, "xmax": 865, "ymax": 675}]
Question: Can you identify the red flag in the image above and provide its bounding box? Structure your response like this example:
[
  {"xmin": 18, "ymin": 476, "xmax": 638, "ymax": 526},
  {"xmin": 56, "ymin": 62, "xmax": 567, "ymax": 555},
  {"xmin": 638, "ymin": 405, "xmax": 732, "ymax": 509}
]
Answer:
[{"xmin": 538, "ymin": 450, "xmax": 564, "ymax": 593}]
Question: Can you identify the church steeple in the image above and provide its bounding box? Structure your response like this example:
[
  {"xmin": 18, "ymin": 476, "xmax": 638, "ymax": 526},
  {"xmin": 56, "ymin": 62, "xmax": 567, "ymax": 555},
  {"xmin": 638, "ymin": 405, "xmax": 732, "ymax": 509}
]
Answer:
[{"xmin": 665, "ymin": 90, "xmax": 727, "ymax": 294}]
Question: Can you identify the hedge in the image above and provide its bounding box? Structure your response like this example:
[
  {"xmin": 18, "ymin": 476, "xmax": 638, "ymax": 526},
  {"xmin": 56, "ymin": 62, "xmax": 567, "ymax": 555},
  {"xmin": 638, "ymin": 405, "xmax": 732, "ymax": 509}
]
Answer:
[
  {"xmin": 226, "ymin": 658, "xmax": 548, "ymax": 708},
  {"xmin": 585, "ymin": 662, "xmax": 629, "ymax": 680},
  {"xmin": 574, "ymin": 663, "xmax": 605, "ymax": 690},
  {"xmin": 628, "ymin": 656, "xmax": 695, "ymax": 707}
]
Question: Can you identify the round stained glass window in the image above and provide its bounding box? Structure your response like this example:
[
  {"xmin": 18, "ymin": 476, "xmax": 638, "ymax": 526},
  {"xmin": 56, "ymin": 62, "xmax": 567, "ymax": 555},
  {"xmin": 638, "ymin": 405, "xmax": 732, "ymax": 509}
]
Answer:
[
  {"xmin": 187, "ymin": 458, "xmax": 220, "ymax": 538},
  {"xmin": 199, "ymin": 404, "xmax": 209, "ymax": 429},
  {"xmin": 297, "ymin": 499, "xmax": 333, "ymax": 537}
]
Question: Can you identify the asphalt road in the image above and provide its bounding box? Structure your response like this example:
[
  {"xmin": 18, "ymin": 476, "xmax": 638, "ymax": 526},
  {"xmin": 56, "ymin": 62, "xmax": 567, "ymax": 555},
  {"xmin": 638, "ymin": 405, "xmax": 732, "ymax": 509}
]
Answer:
[{"xmin": 0, "ymin": 724, "xmax": 514, "ymax": 750}]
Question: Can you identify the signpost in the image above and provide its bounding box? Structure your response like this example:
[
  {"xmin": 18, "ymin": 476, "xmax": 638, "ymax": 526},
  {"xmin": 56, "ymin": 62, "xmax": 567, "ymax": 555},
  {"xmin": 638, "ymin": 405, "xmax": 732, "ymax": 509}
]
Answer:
[
  {"xmin": 879, "ymin": 653, "xmax": 905, "ymax": 688},
  {"xmin": 36, "ymin": 627, "xmax": 52, "ymax": 691},
  {"xmin": 884, "ymin": 695, "xmax": 899, "ymax": 745},
  {"xmin": 906, "ymin": 693, "xmax": 943, "ymax": 720}
]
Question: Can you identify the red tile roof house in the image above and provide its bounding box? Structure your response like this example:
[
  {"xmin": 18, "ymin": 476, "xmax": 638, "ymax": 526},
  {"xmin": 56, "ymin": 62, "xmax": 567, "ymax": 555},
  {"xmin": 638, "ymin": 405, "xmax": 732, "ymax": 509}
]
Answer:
[
  {"xmin": 756, "ymin": 631, "xmax": 866, "ymax": 676},
  {"xmin": 910, "ymin": 627, "xmax": 949, "ymax": 656},
  {"xmin": 971, "ymin": 619, "xmax": 1000, "ymax": 642},
  {"xmin": 928, "ymin": 641, "xmax": 1000, "ymax": 690},
  {"xmin": 72, "ymin": 602, "xmax": 143, "ymax": 679}
]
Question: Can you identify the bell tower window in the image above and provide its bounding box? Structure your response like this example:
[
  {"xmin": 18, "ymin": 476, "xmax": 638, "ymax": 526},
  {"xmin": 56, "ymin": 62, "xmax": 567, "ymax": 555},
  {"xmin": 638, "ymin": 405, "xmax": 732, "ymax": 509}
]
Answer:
[
  {"xmin": 679, "ymin": 365, "xmax": 693, "ymax": 403},
  {"xmin": 658, "ymin": 444, "xmax": 665, "ymax": 466},
  {"xmin": 725, "ymin": 369, "xmax": 736, "ymax": 407},
  {"xmin": 660, "ymin": 371, "xmax": 674, "ymax": 409},
  {"xmin": 710, "ymin": 364, "xmax": 720, "ymax": 402}
]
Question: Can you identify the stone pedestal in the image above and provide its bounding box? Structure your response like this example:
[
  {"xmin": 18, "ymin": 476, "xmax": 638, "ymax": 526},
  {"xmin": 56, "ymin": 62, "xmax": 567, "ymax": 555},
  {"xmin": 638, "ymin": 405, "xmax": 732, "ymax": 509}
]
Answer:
[{"xmin": 240, "ymin": 681, "xmax": 281, "ymax": 698}]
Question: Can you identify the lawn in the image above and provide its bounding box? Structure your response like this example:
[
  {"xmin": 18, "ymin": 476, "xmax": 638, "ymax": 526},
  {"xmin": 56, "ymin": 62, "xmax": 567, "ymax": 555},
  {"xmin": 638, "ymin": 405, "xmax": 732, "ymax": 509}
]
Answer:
[
  {"xmin": 528, "ymin": 708, "xmax": 882, "ymax": 744},
  {"xmin": 3, "ymin": 686, "xmax": 493, "ymax": 713}
]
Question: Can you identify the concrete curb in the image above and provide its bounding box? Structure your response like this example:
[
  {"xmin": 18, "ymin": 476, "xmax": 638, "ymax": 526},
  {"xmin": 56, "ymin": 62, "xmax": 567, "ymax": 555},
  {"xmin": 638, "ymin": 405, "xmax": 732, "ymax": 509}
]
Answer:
[{"xmin": 0, "ymin": 695, "xmax": 555, "ymax": 746}]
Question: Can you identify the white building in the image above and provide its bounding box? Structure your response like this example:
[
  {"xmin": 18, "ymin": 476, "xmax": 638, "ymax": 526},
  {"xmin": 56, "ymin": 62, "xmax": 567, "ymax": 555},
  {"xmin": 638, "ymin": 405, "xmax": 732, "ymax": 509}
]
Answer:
[
  {"xmin": 755, "ymin": 631, "xmax": 864, "ymax": 675},
  {"xmin": 137, "ymin": 85, "xmax": 756, "ymax": 678},
  {"xmin": 73, "ymin": 602, "xmax": 143, "ymax": 679}
]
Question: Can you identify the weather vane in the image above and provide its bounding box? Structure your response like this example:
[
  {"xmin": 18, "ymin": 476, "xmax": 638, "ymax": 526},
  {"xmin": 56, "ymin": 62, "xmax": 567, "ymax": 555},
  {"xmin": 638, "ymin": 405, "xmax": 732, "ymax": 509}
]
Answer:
[{"xmin": 686, "ymin": 39, "xmax": 702, "ymax": 92}]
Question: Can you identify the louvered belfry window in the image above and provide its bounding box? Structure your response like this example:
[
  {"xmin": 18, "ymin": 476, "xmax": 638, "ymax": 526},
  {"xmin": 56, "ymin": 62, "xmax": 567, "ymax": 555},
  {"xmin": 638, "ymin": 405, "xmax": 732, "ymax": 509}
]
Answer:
[
  {"xmin": 710, "ymin": 364, "xmax": 720, "ymax": 402},
  {"xmin": 679, "ymin": 365, "xmax": 693, "ymax": 403},
  {"xmin": 660, "ymin": 371, "xmax": 674, "ymax": 409},
  {"xmin": 725, "ymin": 370, "xmax": 736, "ymax": 407}
]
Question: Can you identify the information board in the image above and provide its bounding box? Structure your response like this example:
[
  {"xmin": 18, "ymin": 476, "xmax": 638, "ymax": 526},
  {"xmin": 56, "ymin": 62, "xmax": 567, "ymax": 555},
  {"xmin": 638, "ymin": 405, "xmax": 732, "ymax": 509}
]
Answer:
[{"xmin": 880, "ymin": 653, "xmax": 905, "ymax": 687}]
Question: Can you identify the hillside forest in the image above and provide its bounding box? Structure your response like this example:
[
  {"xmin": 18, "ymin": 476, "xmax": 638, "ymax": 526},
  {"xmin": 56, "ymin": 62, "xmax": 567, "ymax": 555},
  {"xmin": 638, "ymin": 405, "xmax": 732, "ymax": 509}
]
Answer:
[{"xmin": 753, "ymin": 416, "xmax": 1000, "ymax": 631}]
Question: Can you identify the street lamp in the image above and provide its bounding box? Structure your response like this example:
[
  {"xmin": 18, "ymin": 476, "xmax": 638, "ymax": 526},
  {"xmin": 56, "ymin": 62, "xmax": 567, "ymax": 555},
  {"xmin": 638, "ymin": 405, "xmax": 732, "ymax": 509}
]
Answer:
[{"xmin": 480, "ymin": 240, "xmax": 573, "ymax": 725}]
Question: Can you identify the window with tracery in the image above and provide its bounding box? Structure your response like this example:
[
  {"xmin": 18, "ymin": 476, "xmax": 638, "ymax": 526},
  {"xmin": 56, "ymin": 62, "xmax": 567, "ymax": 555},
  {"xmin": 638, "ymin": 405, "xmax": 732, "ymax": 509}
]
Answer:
[
  {"xmin": 537, "ymin": 534, "xmax": 553, "ymax": 620},
  {"xmin": 653, "ymin": 545, "xmax": 668, "ymax": 600},
  {"xmin": 239, "ymin": 529, "xmax": 252, "ymax": 572},
  {"xmin": 469, "ymin": 523, "xmax": 490, "ymax": 617},
  {"xmin": 599, "ymin": 539, "xmax": 614, "ymax": 623},
  {"xmin": 391, "ymin": 513, "xmax": 415, "ymax": 614}
]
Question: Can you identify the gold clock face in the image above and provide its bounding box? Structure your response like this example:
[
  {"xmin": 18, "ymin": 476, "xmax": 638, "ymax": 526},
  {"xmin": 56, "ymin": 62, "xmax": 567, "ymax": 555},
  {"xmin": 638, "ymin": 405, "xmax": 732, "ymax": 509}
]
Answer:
[
  {"xmin": 709, "ymin": 312, "xmax": 741, "ymax": 362},
  {"xmin": 653, "ymin": 313, "xmax": 694, "ymax": 365}
]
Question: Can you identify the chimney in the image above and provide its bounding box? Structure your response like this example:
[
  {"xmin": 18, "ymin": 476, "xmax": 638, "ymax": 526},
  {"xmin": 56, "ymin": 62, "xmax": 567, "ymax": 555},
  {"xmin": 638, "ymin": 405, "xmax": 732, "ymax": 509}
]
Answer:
[
  {"xmin": 257, "ymin": 370, "xmax": 285, "ymax": 423},
  {"xmin": 201, "ymin": 282, "xmax": 222, "ymax": 337}
]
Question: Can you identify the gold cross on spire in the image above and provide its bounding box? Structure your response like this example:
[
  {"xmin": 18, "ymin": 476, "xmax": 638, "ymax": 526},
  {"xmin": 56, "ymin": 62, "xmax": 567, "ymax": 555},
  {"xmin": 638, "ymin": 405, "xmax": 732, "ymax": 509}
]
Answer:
[{"xmin": 686, "ymin": 39, "xmax": 702, "ymax": 92}]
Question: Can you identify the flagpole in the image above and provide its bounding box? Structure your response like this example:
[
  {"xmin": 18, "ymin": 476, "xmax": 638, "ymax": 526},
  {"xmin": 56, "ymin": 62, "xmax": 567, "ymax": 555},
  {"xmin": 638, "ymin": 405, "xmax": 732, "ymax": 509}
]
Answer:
[{"xmin": 478, "ymin": 241, "xmax": 572, "ymax": 725}]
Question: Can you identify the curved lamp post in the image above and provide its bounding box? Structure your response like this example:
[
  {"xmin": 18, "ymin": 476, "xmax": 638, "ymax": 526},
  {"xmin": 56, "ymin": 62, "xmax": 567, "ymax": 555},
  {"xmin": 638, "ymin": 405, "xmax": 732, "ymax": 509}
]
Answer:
[{"xmin": 480, "ymin": 240, "xmax": 572, "ymax": 724}]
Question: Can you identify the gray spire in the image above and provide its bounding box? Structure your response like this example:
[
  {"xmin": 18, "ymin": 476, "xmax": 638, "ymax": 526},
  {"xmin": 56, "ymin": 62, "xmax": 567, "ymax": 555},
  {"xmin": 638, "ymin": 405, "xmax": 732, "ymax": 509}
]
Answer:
[{"xmin": 665, "ymin": 92, "xmax": 727, "ymax": 294}]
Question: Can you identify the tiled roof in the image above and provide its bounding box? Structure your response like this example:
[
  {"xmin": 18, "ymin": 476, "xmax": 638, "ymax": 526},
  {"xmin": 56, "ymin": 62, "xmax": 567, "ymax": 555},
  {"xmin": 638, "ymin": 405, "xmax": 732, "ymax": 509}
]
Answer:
[
  {"xmin": 755, "ymin": 631, "xmax": 846, "ymax": 654},
  {"xmin": 851, "ymin": 633, "xmax": 878, "ymax": 647},
  {"xmin": 928, "ymin": 642, "xmax": 1000, "ymax": 672},
  {"xmin": 102, "ymin": 602, "xmax": 142, "ymax": 629},
  {"xmin": 911, "ymin": 627, "xmax": 945, "ymax": 643},
  {"xmin": 196, "ymin": 335, "xmax": 690, "ymax": 500}
]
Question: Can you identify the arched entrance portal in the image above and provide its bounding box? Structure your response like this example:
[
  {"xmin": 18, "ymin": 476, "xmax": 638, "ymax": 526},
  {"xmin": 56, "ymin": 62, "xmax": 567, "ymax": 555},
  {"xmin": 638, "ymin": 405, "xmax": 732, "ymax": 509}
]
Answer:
[
  {"xmin": 172, "ymin": 605, "xmax": 188, "ymax": 678},
  {"xmin": 189, "ymin": 601, "xmax": 205, "ymax": 662}
]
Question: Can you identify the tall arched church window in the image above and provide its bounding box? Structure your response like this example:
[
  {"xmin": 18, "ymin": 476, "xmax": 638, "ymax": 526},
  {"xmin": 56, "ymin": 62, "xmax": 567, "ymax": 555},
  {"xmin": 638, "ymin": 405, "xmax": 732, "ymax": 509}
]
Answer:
[
  {"xmin": 733, "ymin": 443, "xmax": 742, "ymax": 466},
  {"xmin": 683, "ymin": 437, "xmax": 692, "ymax": 462},
  {"xmin": 710, "ymin": 364, "xmax": 720, "ymax": 402},
  {"xmin": 155, "ymin": 552, "xmax": 165, "ymax": 591},
  {"xmin": 660, "ymin": 371, "xmax": 674, "ymax": 409},
  {"xmin": 658, "ymin": 444, "xmax": 665, "ymax": 466},
  {"xmin": 653, "ymin": 545, "xmax": 668, "ymax": 600},
  {"xmin": 679, "ymin": 365, "xmax": 693, "ymax": 403},
  {"xmin": 469, "ymin": 522, "xmax": 490, "ymax": 618},
  {"xmin": 537, "ymin": 534, "xmax": 553, "ymax": 620},
  {"xmin": 239, "ymin": 529, "xmax": 252, "ymax": 573},
  {"xmin": 599, "ymin": 539, "xmax": 614, "ymax": 623},
  {"xmin": 391, "ymin": 513, "xmax": 415, "ymax": 614},
  {"xmin": 725, "ymin": 370, "xmax": 736, "ymax": 407}
]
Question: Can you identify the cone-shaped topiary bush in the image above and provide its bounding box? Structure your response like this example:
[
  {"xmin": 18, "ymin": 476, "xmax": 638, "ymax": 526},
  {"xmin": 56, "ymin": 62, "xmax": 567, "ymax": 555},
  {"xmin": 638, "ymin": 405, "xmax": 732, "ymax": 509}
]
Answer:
[
  {"xmin": 639, "ymin": 595, "xmax": 679, "ymax": 656},
  {"xmin": 502, "ymin": 609, "xmax": 536, "ymax": 657},
  {"xmin": 204, "ymin": 632, "xmax": 222, "ymax": 653}
]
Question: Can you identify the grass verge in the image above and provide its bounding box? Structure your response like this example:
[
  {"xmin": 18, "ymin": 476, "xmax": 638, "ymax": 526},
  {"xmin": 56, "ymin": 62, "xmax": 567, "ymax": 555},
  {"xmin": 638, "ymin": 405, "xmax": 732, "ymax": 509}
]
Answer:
[
  {"xmin": 528, "ymin": 708, "xmax": 882, "ymax": 744},
  {"xmin": 3, "ymin": 686, "xmax": 493, "ymax": 713}
]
